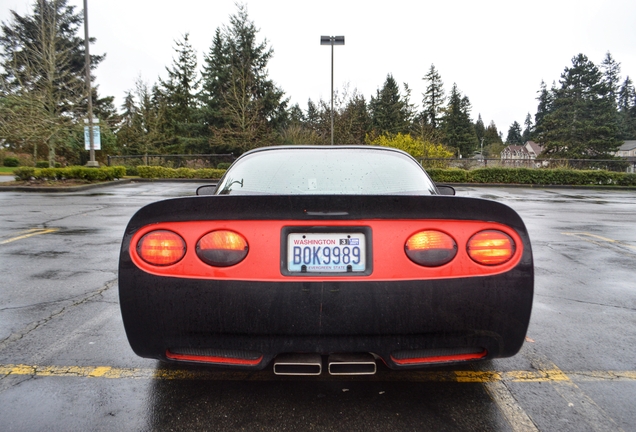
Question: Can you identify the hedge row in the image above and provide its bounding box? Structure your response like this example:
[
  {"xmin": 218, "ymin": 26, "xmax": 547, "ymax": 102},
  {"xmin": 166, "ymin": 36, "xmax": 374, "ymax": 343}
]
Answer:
[
  {"xmin": 14, "ymin": 166, "xmax": 126, "ymax": 181},
  {"xmin": 136, "ymin": 166, "xmax": 226, "ymax": 179},
  {"xmin": 10, "ymin": 164, "xmax": 636, "ymax": 187},
  {"xmin": 427, "ymin": 167, "xmax": 636, "ymax": 186}
]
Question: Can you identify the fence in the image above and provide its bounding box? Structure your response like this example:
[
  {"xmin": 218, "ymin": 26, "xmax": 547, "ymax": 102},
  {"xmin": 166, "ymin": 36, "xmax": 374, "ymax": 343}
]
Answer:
[
  {"xmin": 107, "ymin": 154, "xmax": 235, "ymax": 169},
  {"xmin": 418, "ymin": 158, "xmax": 636, "ymax": 173}
]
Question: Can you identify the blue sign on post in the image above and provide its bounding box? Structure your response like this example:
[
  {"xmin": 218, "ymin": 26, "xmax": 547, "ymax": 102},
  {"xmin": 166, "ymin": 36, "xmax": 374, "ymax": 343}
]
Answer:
[{"xmin": 84, "ymin": 126, "xmax": 101, "ymax": 150}]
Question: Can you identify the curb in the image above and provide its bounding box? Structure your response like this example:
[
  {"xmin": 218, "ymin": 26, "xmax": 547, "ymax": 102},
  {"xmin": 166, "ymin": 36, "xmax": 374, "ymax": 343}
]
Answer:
[
  {"xmin": 445, "ymin": 183, "xmax": 636, "ymax": 190},
  {"xmin": 0, "ymin": 178, "xmax": 133, "ymax": 193}
]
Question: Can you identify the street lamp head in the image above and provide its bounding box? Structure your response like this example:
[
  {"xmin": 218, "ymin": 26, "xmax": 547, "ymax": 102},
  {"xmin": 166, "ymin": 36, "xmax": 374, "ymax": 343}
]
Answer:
[{"xmin": 320, "ymin": 35, "xmax": 345, "ymax": 45}]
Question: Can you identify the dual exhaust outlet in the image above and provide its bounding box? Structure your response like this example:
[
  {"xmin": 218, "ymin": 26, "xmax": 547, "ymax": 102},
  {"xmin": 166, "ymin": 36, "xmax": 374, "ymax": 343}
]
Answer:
[{"xmin": 273, "ymin": 353, "xmax": 377, "ymax": 376}]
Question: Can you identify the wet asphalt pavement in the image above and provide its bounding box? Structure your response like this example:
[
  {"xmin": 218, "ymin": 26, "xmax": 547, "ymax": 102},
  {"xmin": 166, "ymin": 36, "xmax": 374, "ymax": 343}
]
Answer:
[{"xmin": 0, "ymin": 183, "xmax": 635, "ymax": 431}]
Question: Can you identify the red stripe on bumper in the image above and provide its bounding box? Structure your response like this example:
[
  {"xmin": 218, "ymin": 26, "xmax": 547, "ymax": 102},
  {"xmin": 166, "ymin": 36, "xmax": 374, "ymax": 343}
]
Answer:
[
  {"xmin": 166, "ymin": 350, "xmax": 263, "ymax": 366},
  {"xmin": 391, "ymin": 350, "xmax": 488, "ymax": 365}
]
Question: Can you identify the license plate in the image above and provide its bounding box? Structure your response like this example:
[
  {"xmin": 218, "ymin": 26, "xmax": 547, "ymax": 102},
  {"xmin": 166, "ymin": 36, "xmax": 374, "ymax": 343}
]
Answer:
[{"xmin": 287, "ymin": 233, "xmax": 366, "ymax": 273}]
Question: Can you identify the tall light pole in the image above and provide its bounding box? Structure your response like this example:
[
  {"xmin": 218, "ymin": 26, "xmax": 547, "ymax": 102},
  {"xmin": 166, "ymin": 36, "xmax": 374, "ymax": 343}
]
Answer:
[
  {"xmin": 320, "ymin": 35, "xmax": 344, "ymax": 145},
  {"xmin": 83, "ymin": 0, "xmax": 98, "ymax": 167}
]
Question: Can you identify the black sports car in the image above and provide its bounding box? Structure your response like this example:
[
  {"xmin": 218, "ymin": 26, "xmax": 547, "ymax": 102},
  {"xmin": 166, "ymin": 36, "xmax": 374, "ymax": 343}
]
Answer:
[{"xmin": 119, "ymin": 146, "xmax": 533, "ymax": 375}]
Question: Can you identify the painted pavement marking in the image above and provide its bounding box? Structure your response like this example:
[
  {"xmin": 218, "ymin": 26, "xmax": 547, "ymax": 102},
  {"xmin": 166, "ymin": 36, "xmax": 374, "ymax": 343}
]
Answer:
[
  {"xmin": 1, "ymin": 364, "xmax": 635, "ymax": 383},
  {"xmin": 0, "ymin": 228, "xmax": 60, "ymax": 244},
  {"xmin": 562, "ymin": 232, "xmax": 636, "ymax": 253},
  {"xmin": 2, "ymin": 363, "xmax": 632, "ymax": 431},
  {"xmin": 522, "ymin": 349, "xmax": 625, "ymax": 432}
]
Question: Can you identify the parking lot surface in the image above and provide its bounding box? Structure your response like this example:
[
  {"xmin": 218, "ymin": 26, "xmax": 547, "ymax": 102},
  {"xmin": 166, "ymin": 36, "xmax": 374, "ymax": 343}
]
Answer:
[{"xmin": 0, "ymin": 183, "xmax": 635, "ymax": 431}]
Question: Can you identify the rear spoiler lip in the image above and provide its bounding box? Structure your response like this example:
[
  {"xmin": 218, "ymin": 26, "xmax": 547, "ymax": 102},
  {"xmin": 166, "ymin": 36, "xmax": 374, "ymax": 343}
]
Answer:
[{"xmin": 125, "ymin": 195, "xmax": 527, "ymax": 235}]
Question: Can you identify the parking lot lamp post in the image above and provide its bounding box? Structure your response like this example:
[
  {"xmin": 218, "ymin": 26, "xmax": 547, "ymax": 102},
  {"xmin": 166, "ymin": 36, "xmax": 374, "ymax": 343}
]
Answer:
[
  {"xmin": 83, "ymin": 0, "xmax": 98, "ymax": 167},
  {"xmin": 320, "ymin": 36, "xmax": 345, "ymax": 145}
]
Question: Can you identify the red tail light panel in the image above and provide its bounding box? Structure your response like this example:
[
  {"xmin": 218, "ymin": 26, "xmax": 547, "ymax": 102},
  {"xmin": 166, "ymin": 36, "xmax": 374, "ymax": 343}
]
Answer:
[{"xmin": 128, "ymin": 220, "xmax": 523, "ymax": 281}]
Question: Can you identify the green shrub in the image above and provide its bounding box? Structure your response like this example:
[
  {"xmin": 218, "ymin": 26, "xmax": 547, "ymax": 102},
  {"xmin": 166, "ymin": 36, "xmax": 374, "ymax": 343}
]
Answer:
[
  {"xmin": 216, "ymin": 162, "xmax": 232, "ymax": 170},
  {"xmin": 111, "ymin": 166, "xmax": 126, "ymax": 179},
  {"xmin": 425, "ymin": 167, "xmax": 636, "ymax": 187},
  {"xmin": 617, "ymin": 173, "xmax": 636, "ymax": 186},
  {"xmin": 138, "ymin": 166, "xmax": 175, "ymax": 178},
  {"xmin": 175, "ymin": 167, "xmax": 196, "ymax": 179},
  {"xmin": 14, "ymin": 167, "xmax": 35, "ymax": 181},
  {"xmin": 35, "ymin": 161, "xmax": 50, "ymax": 168},
  {"xmin": 37, "ymin": 168, "xmax": 58, "ymax": 179},
  {"xmin": 194, "ymin": 168, "xmax": 226, "ymax": 179},
  {"xmin": 137, "ymin": 166, "xmax": 226, "ymax": 179},
  {"xmin": 3, "ymin": 157, "xmax": 19, "ymax": 167},
  {"xmin": 16, "ymin": 166, "xmax": 121, "ymax": 182},
  {"xmin": 124, "ymin": 165, "xmax": 139, "ymax": 176},
  {"xmin": 427, "ymin": 168, "xmax": 470, "ymax": 183}
]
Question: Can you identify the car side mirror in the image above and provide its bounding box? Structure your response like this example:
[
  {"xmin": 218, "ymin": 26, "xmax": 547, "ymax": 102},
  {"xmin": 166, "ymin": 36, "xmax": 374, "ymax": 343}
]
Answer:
[
  {"xmin": 196, "ymin": 185, "xmax": 217, "ymax": 196},
  {"xmin": 436, "ymin": 184, "xmax": 456, "ymax": 196}
]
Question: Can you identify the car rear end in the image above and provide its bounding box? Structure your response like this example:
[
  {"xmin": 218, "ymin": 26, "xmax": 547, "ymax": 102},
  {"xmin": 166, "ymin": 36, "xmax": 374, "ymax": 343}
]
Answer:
[{"xmin": 119, "ymin": 194, "xmax": 534, "ymax": 374}]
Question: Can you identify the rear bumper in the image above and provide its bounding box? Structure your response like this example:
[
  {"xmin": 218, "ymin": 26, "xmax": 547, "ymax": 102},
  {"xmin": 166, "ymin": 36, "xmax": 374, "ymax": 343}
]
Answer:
[{"xmin": 119, "ymin": 265, "xmax": 533, "ymax": 370}]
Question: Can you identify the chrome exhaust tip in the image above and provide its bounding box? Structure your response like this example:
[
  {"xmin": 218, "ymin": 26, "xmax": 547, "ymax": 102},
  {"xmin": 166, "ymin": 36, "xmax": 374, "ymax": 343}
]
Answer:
[
  {"xmin": 273, "ymin": 353, "xmax": 322, "ymax": 375},
  {"xmin": 328, "ymin": 353, "xmax": 377, "ymax": 375}
]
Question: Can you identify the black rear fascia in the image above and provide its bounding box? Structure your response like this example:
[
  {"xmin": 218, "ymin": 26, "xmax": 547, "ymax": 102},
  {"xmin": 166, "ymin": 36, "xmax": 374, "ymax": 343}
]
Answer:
[{"xmin": 119, "ymin": 195, "xmax": 534, "ymax": 367}]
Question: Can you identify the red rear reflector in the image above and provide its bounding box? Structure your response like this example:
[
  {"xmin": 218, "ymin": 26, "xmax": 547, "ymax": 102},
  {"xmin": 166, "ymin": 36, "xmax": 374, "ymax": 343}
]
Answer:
[
  {"xmin": 196, "ymin": 230, "xmax": 248, "ymax": 267},
  {"xmin": 467, "ymin": 230, "xmax": 515, "ymax": 265},
  {"xmin": 391, "ymin": 349, "xmax": 487, "ymax": 365},
  {"xmin": 166, "ymin": 350, "xmax": 263, "ymax": 366},
  {"xmin": 405, "ymin": 230, "xmax": 457, "ymax": 267},
  {"xmin": 137, "ymin": 230, "xmax": 186, "ymax": 266}
]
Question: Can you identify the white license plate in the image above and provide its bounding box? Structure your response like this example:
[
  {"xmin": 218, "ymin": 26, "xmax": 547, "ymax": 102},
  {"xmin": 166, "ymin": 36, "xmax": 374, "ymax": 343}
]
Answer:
[{"xmin": 287, "ymin": 233, "xmax": 366, "ymax": 273}]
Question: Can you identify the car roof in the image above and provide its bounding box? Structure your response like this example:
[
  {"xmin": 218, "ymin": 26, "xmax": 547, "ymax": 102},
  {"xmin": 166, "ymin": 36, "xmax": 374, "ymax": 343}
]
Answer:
[{"xmin": 240, "ymin": 145, "xmax": 416, "ymax": 159}]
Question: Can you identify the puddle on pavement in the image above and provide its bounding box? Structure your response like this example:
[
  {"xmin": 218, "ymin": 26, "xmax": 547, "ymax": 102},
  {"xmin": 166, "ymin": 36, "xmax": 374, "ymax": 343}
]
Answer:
[
  {"xmin": 50, "ymin": 228, "xmax": 100, "ymax": 236},
  {"xmin": 12, "ymin": 250, "xmax": 70, "ymax": 258}
]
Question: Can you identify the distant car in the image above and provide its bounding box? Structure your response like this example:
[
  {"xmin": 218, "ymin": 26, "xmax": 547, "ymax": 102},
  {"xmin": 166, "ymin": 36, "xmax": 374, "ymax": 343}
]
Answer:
[{"xmin": 119, "ymin": 146, "xmax": 533, "ymax": 375}]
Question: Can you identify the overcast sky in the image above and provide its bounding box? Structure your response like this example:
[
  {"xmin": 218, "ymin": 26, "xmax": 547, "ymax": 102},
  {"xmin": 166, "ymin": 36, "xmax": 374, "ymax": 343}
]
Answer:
[{"xmin": 2, "ymin": 0, "xmax": 636, "ymax": 133}]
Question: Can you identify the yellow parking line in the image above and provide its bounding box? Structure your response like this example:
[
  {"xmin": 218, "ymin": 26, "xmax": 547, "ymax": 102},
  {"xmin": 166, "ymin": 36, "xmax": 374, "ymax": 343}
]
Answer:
[
  {"xmin": 0, "ymin": 228, "xmax": 59, "ymax": 245},
  {"xmin": 562, "ymin": 232, "xmax": 636, "ymax": 250},
  {"xmin": 1, "ymin": 364, "xmax": 636, "ymax": 382},
  {"xmin": 521, "ymin": 352, "xmax": 624, "ymax": 431}
]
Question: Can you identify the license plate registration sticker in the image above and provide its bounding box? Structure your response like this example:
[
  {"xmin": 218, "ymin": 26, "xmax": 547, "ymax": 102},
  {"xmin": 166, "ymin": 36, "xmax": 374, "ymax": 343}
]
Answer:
[{"xmin": 287, "ymin": 233, "xmax": 366, "ymax": 273}]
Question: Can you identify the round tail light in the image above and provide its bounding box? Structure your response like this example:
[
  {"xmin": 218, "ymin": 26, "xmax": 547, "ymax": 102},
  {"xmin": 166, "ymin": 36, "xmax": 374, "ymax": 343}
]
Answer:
[
  {"xmin": 405, "ymin": 230, "xmax": 457, "ymax": 267},
  {"xmin": 467, "ymin": 230, "xmax": 515, "ymax": 265},
  {"xmin": 137, "ymin": 230, "xmax": 186, "ymax": 266},
  {"xmin": 197, "ymin": 230, "xmax": 248, "ymax": 267}
]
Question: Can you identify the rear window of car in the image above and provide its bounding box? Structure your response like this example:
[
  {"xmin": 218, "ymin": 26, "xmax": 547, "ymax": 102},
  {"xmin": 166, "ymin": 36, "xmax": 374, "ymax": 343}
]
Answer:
[{"xmin": 216, "ymin": 147, "xmax": 437, "ymax": 195}]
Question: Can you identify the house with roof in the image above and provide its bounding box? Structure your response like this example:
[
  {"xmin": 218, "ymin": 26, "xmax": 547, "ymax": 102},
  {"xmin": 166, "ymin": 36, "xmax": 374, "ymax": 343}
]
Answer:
[
  {"xmin": 616, "ymin": 140, "xmax": 636, "ymax": 158},
  {"xmin": 615, "ymin": 140, "xmax": 636, "ymax": 172},
  {"xmin": 500, "ymin": 141, "xmax": 544, "ymax": 160}
]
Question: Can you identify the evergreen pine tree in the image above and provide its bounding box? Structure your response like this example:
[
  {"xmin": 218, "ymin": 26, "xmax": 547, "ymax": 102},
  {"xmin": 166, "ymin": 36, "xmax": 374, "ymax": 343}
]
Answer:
[
  {"xmin": 618, "ymin": 76, "xmax": 636, "ymax": 139},
  {"xmin": 199, "ymin": 4, "xmax": 287, "ymax": 153},
  {"xmin": 600, "ymin": 52, "xmax": 621, "ymax": 107},
  {"xmin": 541, "ymin": 54, "xmax": 621, "ymax": 158},
  {"xmin": 534, "ymin": 80, "xmax": 554, "ymax": 144},
  {"xmin": 422, "ymin": 64, "xmax": 445, "ymax": 129},
  {"xmin": 482, "ymin": 120, "xmax": 505, "ymax": 157},
  {"xmin": 369, "ymin": 74, "xmax": 411, "ymax": 135},
  {"xmin": 159, "ymin": 33, "xmax": 205, "ymax": 153},
  {"xmin": 305, "ymin": 99, "xmax": 321, "ymax": 133},
  {"xmin": 116, "ymin": 78, "xmax": 170, "ymax": 156},
  {"xmin": 337, "ymin": 90, "xmax": 371, "ymax": 144},
  {"xmin": 483, "ymin": 121, "xmax": 503, "ymax": 145},
  {"xmin": 506, "ymin": 121, "xmax": 523, "ymax": 144},
  {"xmin": 522, "ymin": 113, "xmax": 533, "ymax": 142},
  {"xmin": 474, "ymin": 114, "xmax": 485, "ymax": 144},
  {"xmin": 441, "ymin": 84, "xmax": 478, "ymax": 157}
]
